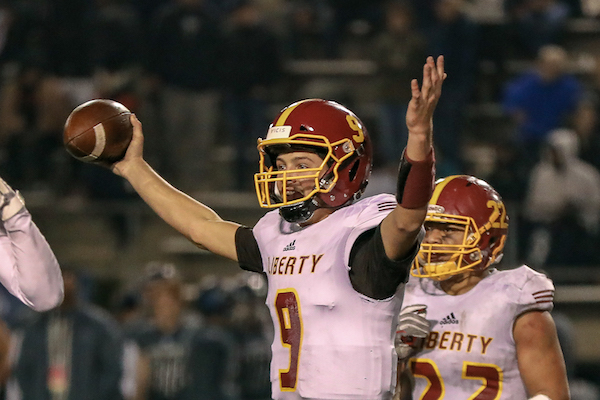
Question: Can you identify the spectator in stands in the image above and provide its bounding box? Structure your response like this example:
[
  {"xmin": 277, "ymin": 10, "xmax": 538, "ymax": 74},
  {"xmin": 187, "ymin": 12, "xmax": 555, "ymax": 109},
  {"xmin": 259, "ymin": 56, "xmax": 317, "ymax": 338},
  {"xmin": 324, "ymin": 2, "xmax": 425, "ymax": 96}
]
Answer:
[
  {"xmin": 133, "ymin": 265, "xmax": 238, "ymax": 400},
  {"xmin": 285, "ymin": 1, "xmax": 332, "ymax": 60},
  {"xmin": 523, "ymin": 128, "xmax": 600, "ymax": 267},
  {"xmin": 130, "ymin": 0, "xmax": 170, "ymax": 30},
  {"xmin": 1, "ymin": 2, "xmax": 97, "ymax": 194},
  {"xmin": 41, "ymin": 0, "xmax": 98, "ymax": 125},
  {"xmin": 505, "ymin": 0, "xmax": 571, "ymax": 58},
  {"xmin": 573, "ymin": 93, "xmax": 600, "ymax": 172},
  {"xmin": 195, "ymin": 282, "xmax": 239, "ymax": 399},
  {"xmin": 15, "ymin": 268, "xmax": 124, "ymax": 400},
  {"xmin": 502, "ymin": 44, "xmax": 583, "ymax": 179},
  {"xmin": 553, "ymin": 313, "xmax": 600, "ymax": 400},
  {"xmin": 370, "ymin": 0, "xmax": 427, "ymax": 168},
  {"xmin": 146, "ymin": 0, "xmax": 223, "ymax": 192},
  {"xmin": 0, "ymin": 2, "xmax": 81, "ymax": 192},
  {"xmin": 0, "ymin": 64, "xmax": 50, "ymax": 190},
  {"xmin": 111, "ymin": 288, "xmax": 144, "ymax": 400},
  {"xmin": 0, "ymin": 1, "xmax": 45, "ymax": 69},
  {"xmin": 326, "ymin": 0, "xmax": 386, "ymax": 58},
  {"xmin": 91, "ymin": 0, "xmax": 142, "ymax": 109},
  {"xmin": 421, "ymin": 0, "xmax": 478, "ymax": 174},
  {"xmin": 222, "ymin": 1, "xmax": 283, "ymax": 191},
  {"xmin": 574, "ymin": 59, "xmax": 600, "ymax": 173},
  {"xmin": 226, "ymin": 277, "xmax": 271, "ymax": 400}
]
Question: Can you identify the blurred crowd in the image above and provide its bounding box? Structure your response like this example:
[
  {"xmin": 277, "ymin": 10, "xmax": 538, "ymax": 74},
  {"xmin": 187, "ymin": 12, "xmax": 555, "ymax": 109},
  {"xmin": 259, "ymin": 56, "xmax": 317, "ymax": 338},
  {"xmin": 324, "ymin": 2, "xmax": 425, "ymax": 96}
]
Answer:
[
  {"xmin": 0, "ymin": 0, "xmax": 597, "ymax": 183},
  {"xmin": 0, "ymin": 0, "xmax": 599, "ymax": 273},
  {"xmin": 0, "ymin": 262, "xmax": 273, "ymax": 400},
  {"xmin": 0, "ymin": 1, "xmax": 599, "ymax": 397},
  {"xmin": 0, "ymin": 0, "xmax": 600, "ymax": 245},
  {"xmin": 0, "ymin": 0, "xmax": 600, "ymax": 266}
]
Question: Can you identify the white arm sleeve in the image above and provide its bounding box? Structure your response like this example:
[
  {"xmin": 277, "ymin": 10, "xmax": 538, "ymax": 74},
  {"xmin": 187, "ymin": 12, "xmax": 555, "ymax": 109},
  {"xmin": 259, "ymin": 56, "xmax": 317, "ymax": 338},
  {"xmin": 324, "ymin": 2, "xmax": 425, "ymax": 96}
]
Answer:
[{"xmin": 0, "ymin": 210, "xmax": 63, "ymax": 311}]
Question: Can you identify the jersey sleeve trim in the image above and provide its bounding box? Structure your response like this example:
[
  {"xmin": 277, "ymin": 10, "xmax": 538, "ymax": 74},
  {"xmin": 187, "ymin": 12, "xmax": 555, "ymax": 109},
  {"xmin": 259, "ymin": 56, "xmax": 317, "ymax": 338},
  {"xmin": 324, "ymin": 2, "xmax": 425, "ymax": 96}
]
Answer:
[{"xmin": 235, "ymin": 226, "xmax": 263, "ymax": 273}]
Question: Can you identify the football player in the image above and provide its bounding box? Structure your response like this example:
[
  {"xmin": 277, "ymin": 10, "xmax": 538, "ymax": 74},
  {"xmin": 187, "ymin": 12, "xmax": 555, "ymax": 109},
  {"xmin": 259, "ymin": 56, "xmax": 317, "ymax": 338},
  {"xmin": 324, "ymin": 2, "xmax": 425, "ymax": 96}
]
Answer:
[
  {"xmin": 110, "ymin": 55, "xmax": 445, "ymax": 399},
  {"xmin": 0, "ymin": 177, "xmax": 63, "ymax": 311},
  {"xmin": 394, "ymin": 175, "xmax": 570, "ymax": 400}
]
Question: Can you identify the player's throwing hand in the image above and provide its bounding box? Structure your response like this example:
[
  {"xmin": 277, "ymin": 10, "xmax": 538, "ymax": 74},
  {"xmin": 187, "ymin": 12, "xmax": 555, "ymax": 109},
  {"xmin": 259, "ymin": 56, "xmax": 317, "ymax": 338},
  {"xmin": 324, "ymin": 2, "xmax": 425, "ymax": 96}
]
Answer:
[{"xmin": 111, "ymin": 114, "xmax": 145, "ymax": 178}]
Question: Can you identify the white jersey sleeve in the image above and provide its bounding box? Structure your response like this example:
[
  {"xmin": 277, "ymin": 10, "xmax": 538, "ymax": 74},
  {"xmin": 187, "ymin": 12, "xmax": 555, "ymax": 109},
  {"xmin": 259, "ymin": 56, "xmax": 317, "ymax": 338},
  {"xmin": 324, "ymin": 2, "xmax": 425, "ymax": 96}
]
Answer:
[
  {"xmin": 514, "ymin": 266, "xmax": 554, "ymax": 316},
  {"xmin": 0, "ymin": 210, "xmax": 63, "ymax": 311}
]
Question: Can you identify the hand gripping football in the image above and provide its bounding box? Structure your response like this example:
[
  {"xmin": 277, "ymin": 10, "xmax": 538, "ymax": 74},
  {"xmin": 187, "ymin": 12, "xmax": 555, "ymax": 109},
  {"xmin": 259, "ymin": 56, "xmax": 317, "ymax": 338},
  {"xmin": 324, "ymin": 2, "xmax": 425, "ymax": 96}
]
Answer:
[{"xmin": 63, "ymin": 99, "xmax": 133, "ymax": 163}]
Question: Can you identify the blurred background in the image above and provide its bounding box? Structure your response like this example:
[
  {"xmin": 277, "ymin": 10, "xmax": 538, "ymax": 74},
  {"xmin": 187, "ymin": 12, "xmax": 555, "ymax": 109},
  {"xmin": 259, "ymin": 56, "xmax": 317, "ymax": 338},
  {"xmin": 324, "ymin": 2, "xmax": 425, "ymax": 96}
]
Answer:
[{"xmin": 1, "ymin": 0, "xmax": 600, "ymax": 398}]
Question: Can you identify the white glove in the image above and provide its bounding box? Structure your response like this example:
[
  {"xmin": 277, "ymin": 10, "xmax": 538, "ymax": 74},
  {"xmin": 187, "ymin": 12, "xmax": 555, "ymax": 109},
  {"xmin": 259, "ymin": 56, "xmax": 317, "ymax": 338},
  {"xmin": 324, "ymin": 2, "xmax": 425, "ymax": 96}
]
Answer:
[
  {"xmin": 0, "ymin": 177, "xmax": 25, "ymax": 221},
  {"xmin": 395, "ymin": 304, "xmax": 429, "ymax": 359}
]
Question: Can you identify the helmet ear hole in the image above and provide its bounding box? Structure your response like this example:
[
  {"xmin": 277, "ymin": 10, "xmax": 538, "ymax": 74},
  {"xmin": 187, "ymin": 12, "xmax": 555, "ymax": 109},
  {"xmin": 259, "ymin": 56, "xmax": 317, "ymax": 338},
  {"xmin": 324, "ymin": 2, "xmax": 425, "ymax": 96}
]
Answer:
[
  {"xmin": 349, "ymin": 160, "xmax": 360, "ymax": 182},
  {"xmin": 488, "ymin": 236, "xmax": 498, "ymax": 249}
]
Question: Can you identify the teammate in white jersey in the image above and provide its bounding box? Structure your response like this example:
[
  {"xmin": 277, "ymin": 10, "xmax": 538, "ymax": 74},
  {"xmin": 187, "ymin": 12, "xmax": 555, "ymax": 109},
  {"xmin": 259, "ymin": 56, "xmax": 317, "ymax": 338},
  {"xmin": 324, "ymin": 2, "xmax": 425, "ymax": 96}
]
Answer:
[
  {"xmin": 106, "ymin": 56, "xmax": 445, "ymax": 400},
  {"xmin": 395, "ymin": 175, "xmax": 569, "ymax": 400},
  {"xmin": 0, "ymin": 177, "xmax": 63, "ymax": 311}
]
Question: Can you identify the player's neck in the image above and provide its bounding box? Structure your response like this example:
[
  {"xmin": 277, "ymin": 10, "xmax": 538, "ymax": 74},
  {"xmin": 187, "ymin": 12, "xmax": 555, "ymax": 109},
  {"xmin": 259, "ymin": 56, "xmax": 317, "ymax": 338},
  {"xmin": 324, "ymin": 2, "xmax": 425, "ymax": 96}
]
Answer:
[
  {"xmin": 440, "ymin": 269, "xmax": 491, "ymax": 295},
  {"xmin": 298, "ymin": 207, "xmax": 336, "ymax": 227}
]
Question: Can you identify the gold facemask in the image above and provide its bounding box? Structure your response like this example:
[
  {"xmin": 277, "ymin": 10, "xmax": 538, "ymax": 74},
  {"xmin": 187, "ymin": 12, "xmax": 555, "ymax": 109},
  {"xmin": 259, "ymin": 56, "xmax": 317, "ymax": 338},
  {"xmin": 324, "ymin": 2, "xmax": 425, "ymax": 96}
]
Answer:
[
  {"xmin": 411, "ymin": 213, "xmax": 484, "ymax": 281},
  {"xmin": 254, "ymin": 133, "xmax": 355, "ymax": 208}
]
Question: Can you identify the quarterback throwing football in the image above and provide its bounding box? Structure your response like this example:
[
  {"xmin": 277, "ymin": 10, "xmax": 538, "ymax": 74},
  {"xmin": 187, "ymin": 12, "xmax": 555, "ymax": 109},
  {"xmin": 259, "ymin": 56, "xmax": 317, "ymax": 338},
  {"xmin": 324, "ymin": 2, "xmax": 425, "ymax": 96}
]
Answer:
[{"xmin": 110, "ymin": 56, "xmax": 445, "ymax": 400}]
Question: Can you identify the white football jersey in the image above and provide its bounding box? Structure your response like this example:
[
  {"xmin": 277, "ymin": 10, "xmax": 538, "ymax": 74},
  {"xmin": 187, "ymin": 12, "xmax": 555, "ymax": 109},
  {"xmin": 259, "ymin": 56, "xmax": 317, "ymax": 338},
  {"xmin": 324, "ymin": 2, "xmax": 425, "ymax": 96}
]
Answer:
[
  {"xmin": 403, "ymin": 266, "xmax": 554, "ymax": 400},
  {"xmin": 252, "ymin": 194, "xmax": 404, "ymax": 400}
]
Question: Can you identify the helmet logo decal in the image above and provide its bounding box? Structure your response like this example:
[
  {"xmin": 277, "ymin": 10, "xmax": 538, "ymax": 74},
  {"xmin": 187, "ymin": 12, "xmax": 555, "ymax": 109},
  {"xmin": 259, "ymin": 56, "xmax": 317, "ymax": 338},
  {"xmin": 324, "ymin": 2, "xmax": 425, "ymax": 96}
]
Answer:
[
  {"xmin": 485, "ymin": 200, "xmax": 508, "ymax": 229},
  {"xmin": 345, "ymin": 115, "xmax": 365, "ymax": 143}
]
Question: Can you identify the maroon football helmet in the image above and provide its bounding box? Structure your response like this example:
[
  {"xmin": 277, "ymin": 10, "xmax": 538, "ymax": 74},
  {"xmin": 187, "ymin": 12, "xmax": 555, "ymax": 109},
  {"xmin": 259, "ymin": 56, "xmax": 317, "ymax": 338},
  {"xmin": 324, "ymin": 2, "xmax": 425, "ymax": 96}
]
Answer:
[
  {"xmin": 411, "ymin": 175, "xmax": 509, "ymax": 281},
  {"xmin": 254, "ymin": 99, "xmax": 373, "ymax": 222}
]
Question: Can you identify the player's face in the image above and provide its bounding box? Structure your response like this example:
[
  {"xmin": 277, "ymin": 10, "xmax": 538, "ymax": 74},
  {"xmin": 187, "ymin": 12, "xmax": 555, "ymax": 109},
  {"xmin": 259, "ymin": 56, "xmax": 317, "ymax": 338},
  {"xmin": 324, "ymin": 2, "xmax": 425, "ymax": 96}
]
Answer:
[
  {"xmin": 422, "ymin": 221, "xmax": 466, "ymax": 262},
  {"xmin": 275, "ymin": 151, "xmax": 325, "ymax": 201}
]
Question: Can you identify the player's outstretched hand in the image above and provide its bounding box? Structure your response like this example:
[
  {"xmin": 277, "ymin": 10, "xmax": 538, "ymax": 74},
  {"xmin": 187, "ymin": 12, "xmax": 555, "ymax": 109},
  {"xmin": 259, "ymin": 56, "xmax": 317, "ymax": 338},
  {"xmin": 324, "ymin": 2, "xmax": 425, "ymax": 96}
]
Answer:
[
  {"xmin": 0, "ymin": 177, "xmax": 24, "ymax": 221},
  {"xmin": 395, "ymin": 304, "xmax": 430, "ymax": 360},
  {"xmin": 110, "ymin": 114, "xmax": 145, "ymax": 178},
  {"xmin": 406, "ymin": 55, "xmax": 446, "ymax": 138}
]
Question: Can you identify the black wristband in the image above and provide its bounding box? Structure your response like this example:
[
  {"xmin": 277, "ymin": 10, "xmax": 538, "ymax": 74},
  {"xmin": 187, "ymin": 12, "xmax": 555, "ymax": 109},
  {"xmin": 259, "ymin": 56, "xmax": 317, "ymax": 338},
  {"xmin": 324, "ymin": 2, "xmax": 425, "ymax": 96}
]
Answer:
[{"xmin": 396, "ymin": 148, "xmax": 435, "ymax": 209}]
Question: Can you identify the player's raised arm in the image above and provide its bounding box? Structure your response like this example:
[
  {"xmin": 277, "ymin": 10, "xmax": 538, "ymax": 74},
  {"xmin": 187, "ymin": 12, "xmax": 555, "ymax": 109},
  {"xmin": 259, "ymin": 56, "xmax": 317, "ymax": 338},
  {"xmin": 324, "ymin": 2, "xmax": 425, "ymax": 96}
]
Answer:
[
  {"xmin": 111, "ymin": 115, "xmax": 240, "ymax": 261},
  {"xmin": 380, "ymin": 55, "xmax": 445, "ymax": 260},
  {"xmin": 0, "ymin": 178, "xmax": 64, "ymax": 311}
]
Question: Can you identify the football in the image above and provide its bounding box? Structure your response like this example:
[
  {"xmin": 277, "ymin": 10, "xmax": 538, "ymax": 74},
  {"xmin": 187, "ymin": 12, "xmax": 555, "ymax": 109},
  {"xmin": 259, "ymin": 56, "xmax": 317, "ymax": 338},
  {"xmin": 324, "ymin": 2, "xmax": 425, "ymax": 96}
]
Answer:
[{"xmin": 63, "ymin": 99, "xmax": 133, "ymax": 163}]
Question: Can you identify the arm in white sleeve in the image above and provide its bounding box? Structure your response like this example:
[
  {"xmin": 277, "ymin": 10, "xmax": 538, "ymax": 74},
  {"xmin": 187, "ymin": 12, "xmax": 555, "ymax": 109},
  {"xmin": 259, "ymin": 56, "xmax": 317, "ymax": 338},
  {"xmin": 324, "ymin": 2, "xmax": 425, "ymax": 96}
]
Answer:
[{"xmin": 0, "ymin": 209, "xmax": 63, "ymax": 311}]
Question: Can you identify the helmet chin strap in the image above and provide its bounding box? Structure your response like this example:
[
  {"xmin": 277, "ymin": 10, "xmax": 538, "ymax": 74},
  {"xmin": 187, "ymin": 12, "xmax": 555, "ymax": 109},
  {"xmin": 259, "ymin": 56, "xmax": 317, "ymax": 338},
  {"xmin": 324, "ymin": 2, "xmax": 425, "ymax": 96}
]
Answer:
[
  {"xmin": 422, "ymin": 251, "xmax": 488, "ymax": 282},
  {"xmin": 279, "ymin": 197, "xmax": 319, "ymax": 224}
]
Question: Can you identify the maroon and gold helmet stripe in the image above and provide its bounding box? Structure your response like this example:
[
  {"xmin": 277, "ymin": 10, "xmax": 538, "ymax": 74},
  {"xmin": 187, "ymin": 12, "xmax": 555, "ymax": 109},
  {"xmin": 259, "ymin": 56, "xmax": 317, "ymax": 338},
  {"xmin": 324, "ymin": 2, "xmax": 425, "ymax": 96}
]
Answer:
[
  {"xmin": 274, "ymin": 99, "xmax": 315, "ymax": 127},
  {"xmin": 429, "ymin": 175, "xmax": 462, "ymax": 205}
]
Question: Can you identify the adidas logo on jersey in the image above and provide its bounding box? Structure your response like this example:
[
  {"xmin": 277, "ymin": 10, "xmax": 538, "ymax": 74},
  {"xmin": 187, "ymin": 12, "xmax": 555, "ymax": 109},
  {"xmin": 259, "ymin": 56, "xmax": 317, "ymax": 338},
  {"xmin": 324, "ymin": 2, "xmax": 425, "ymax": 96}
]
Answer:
[
  {"xmin": 283, "ymin": 240, "xmax": 296, "ymax": 251},
  {"xmin": 439, "ymin": 312, "xmax": 459, "ymax": 325}
]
